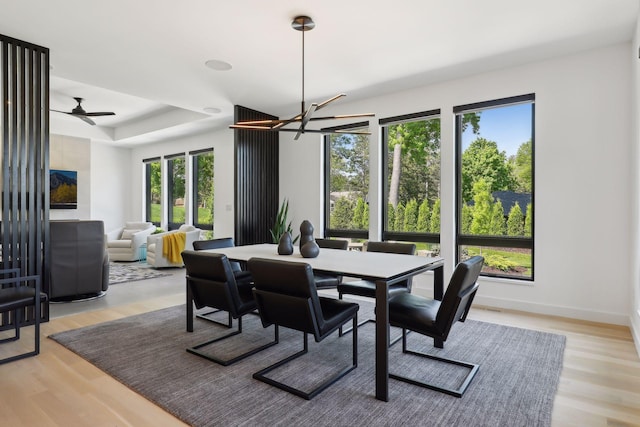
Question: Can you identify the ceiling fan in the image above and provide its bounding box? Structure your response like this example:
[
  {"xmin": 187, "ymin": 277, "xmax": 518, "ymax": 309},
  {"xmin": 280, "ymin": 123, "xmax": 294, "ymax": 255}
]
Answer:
[
  {"xmin": 52, "ymin": 97, "xmax": 115, "ymax": 126},
  {"xmin": 230, "ymin": 16, "xmax": 374, "ymax": 140}
]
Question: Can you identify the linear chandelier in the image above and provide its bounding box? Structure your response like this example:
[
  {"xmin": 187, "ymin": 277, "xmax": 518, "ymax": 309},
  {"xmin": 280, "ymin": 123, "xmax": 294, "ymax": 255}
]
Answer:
[{"xmin": 230, "ymin": 16, "xmax": 374, "ymax": 140}]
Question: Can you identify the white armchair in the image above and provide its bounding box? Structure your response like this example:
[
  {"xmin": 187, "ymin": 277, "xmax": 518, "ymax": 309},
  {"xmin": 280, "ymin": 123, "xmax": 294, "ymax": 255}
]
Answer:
[
  {"xmin": 106, "ymin": 221, "xmax": 155, "ymax": 262},
  {"xmin": 146, "ymin": 224, "xmax": 202, "ymax": 268}
]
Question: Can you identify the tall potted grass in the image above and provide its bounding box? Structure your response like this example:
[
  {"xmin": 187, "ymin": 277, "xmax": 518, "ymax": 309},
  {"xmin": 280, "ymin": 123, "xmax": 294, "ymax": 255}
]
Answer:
[{"xmin": 270, "ymin": 198, "xmax": 299, "ymax": 244}]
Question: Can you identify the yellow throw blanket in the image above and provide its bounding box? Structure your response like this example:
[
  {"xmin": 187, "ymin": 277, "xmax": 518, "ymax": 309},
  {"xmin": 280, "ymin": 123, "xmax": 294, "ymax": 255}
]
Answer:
[{"xmin": 162, "ymin": 232, "xmax": 186, "ymax": 264}]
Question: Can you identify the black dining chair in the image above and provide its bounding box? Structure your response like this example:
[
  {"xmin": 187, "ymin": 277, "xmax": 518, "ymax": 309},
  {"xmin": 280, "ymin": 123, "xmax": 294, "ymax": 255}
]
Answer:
[
  {"xmin": 248, "ymin": 257, "xmax": 359, "ymax": 400},
  {"xmin": 193, "ymin": 238, "xmax": 252, "ymax": 284},
  {"xmin": 313, "ymin": 238, "xmax": 349, "ymax": 289},
  {"xmin": 388, "ymin": 256, "xmax": 484, "ymax": 397},
  {"xmin": 337, "ymin": 241, "xmax": 416, "ymax": 337},
  {"xmin": 192, "ymin": 237, "xmax": 253, "ymax": 327},
  {"xmin": 182, "ymin": 250, "xmax": 277, "ymax": 366},
  {"xmin": 0, "ymin": 269, "xmax": 48, "ymax": 365}
]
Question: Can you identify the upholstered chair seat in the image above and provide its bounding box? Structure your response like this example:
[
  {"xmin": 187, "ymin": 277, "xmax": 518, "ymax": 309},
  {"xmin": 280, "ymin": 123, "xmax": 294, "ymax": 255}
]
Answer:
[
  {"xmin": 146, "ymin": 225, "xmax": 202, "ymax": 268},
  {"xmin": 182, "ymin": 251, "xmax": 277, "ymax": 366},
  {"xmin": 106, "ymin": 221, "xmax": 155, "ymax": 262},
  {"xmin": 249, "ymin": 257, "xmax": 359, "ymax": 400},
  {"xmin": 387, "ymin": 256, "xmax": 484, "ymax": 397}
]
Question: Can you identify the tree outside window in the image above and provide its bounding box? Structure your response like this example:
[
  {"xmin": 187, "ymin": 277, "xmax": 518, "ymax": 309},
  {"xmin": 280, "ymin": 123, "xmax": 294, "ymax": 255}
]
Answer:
[
  {"xmin": 325, "ymin": 130, "xmax": 370, "ymax": 240},
  {"xmin": 192, "ymin": 150, "xmax": 214, "ymax": 238},
  {"xmin": 456, "ymin": 95, "xmax": 535, "ymax": 280},
  {"xmin": 381, "ymin": 112, "xmax": 441, "ymax": 256},
  {"xmin": 145, "ymin": 158, "xmax": 161, "ymax": 226},
  {"xmin": 167, "ymin": 155, "xmax": 185, "ymax": 230}
]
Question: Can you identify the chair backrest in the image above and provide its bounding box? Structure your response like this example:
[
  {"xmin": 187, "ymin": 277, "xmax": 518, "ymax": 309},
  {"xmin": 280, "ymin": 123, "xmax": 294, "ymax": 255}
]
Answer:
[
  {"xmin": 248, "ymin": 257, "xmax": 325, "ymax": 340},
  {"xmin": 49, "ymin": 220, "xmax": 108, "ymax": 299},
  {"xmin": 366, "ymin": 241, "xmax": 417, "ymax": 289},
  {"xmin": 193, "ymin": 238, "xmax": 235, "ymax": 251},
  {"xmin": 124, "ymin": 221, "xmax": 153, "ymax": 230},
  {"xmin": 366, "ymin": 241, "xmax": 416, "ymax": 255},
  {"xmin": 192, "ymin": 238, "xmax": 243, "ymax": 272},
  {"xmin": 435, "ymin": 256, "xmax": 484, "ymax": 339},
  {"xmin": 181, "ymin": 250, "xmax": 246, "ymax": 317},
  {"xmin": 315, "ymin": 238, "xmax": 349, "ymax": 250}
]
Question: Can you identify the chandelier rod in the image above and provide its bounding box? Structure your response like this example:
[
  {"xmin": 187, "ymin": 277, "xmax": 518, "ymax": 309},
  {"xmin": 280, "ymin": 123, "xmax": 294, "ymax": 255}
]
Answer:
[{"xmin": 301, "ymin": 27, "xmax": 305, "ymax": 118}]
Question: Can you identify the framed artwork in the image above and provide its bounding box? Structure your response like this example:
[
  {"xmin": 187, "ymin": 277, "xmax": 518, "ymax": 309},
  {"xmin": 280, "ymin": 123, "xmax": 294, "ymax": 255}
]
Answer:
[{"xmin": 50, "ymin": 169, "xmax": 77, "ymax": 209}]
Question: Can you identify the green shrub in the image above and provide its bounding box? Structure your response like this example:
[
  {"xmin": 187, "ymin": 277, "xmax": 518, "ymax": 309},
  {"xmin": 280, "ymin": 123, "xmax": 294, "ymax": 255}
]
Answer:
[{"xmin": 485, "ymin": 254, "xmax": 518, "ymax": 271}]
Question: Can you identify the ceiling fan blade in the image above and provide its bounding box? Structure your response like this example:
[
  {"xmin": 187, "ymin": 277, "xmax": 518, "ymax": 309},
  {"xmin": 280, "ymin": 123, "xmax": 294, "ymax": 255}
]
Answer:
[
  {"xmin": 84, "ymin": 112, "xmax": 115, "ymax": 117},
  {"xmin": 76, "ymin": 115, "xmax": 96, "ymax": 126}
]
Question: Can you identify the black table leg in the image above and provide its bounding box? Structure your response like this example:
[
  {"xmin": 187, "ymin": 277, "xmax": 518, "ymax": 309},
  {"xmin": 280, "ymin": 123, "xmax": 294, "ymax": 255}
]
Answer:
[
  {"xmin": 187, "ymin": 283, "xmax": 194, "ymax": 332},
  {"xmin": 434, "ymin": 264, "xmax": 444, "ymax": 348},
  {"xmin": 375, "ymin": 279, "xmax": 390, "ymax": 402}
]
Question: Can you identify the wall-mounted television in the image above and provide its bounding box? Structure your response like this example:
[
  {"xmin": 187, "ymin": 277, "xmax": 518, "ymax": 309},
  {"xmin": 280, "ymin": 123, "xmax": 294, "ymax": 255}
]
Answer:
[{"xmin": 50, "ymin": 169, "xmax": 77, "ymax": 209}]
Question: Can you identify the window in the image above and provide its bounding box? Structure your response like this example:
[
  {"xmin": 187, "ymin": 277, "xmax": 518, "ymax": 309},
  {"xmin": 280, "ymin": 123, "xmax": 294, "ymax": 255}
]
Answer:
[
  {"xmin": 455, "ymin": 94, "xmax": 535, "ymax": 280},
  {"xmin": 144, "ymin": 157, "xmax": 161, "ymax": 226},
  {"xmin": 324, "ymin": 123, "xmax": 370, "ymax": 240},
  {"xmin": 191, "ymin": 149, "xmax": 214, "ymax": 238},
  {"xmin": 166, "ymin": 153, "xmax": 185, "ymax": 230},
  {"xmin": 381, "ymin": 110, "xmax": 441, "ymax": 256}
]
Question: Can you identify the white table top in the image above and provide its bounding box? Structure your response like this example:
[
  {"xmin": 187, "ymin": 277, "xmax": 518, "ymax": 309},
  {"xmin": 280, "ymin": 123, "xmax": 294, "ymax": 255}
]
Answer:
[{"xmin": 202, "ymin": 243, "xmax": 443, "ymax": 281}]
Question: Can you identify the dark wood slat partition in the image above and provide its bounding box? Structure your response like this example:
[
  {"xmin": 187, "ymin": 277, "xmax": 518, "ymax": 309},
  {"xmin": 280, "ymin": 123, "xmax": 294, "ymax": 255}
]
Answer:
[
  {"xmin": 0, "ymin": 34, "xmax": 50, "ymax": 327},
  {"xmin": 234, "ymin": 106, "xmax": 279, "ymax": 246}
]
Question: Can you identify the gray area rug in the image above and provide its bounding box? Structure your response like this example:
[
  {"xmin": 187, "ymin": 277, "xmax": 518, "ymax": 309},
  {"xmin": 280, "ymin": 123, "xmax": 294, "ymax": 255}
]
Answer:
[
  {"xmin": 50, "ymin": 301, "xmax": 566, "ymax": 427},
  {"xmin": 108, "ymin": 262, "xmax": 171, "ymax": 285}
]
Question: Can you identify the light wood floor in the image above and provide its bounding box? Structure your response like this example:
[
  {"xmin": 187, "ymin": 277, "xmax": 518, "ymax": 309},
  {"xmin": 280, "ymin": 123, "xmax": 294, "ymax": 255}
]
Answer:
[{"xmin": 1, "ymin": 285, "xmax": 639, "ymax": 426}]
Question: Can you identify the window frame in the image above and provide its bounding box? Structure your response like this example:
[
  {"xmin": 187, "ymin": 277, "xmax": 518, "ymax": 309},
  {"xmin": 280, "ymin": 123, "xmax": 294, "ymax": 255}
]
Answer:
[
  {"xmin": 380, "ymin": 109, "xmax": 441, "ymax": 245},
  {"xmin": 190, "ymin": 148, "xmax": 214, "ymax": 233},
  {"xmin": 454, "ymin": 93, "xmax": 535, "ymax": 281},
  {"xmin": 166, "ymin": 152, "xmax": 185, "ymax": 231},
  {"xmin": 143, "ymin": 156, "xmax": 161, "ymax": 227},
  {"xmin": 323, "ymin": 121, "xmax": 370, "ymax": 240}
]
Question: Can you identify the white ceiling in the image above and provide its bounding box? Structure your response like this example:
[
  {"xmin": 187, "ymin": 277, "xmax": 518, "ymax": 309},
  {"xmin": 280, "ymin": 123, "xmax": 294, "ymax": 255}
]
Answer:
[{"xmin": 0, "ymin": 0, "xmax": 638, "ymax": 146}]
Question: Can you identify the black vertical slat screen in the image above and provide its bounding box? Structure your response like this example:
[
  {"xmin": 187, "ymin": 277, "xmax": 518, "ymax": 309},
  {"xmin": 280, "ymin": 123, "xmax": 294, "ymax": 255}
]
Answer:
[
  {"xmin": 0, "ymin": 34, "xmax": 50, "ymax": 327},
  {"xmin": 233, "ymin": 105, "xmax": 279, "ymax": 245}
]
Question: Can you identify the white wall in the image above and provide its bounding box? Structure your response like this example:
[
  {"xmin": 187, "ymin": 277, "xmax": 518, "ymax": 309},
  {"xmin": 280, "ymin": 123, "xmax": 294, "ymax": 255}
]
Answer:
[
  {"xmin": 49, "ymin": 134, "xmax": 132, "ymax": 232},
  {"xmin": 90, "ymin": 142, "xmax": 133, "ymax": 231},
  {"xmin": 281, "ymin": 42, "xmax": 633, "ymax": 326},
  {"xmin": 129, "ymin": 129, "xmax": 235, "ymax": 238},
  {"xmin": 50, "ymin": 134, "xmax": 90, "ymax": 220},
  {"xmin": 631, "ymin": 14, "xmax": 640, "ymax": 355}
]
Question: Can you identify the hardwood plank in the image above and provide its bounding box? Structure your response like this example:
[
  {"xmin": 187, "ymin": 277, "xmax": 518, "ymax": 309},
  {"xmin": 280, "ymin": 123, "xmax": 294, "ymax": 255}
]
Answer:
[{"xmin": 1, "ymin": 288, "xmax": 639, "ymax": 426}]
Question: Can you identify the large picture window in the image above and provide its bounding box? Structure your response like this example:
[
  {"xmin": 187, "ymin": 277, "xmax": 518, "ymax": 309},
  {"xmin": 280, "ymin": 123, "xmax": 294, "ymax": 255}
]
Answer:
[
  {"xmin": 191, "ymin": 149, "xmax": 214, "ymax": 238},
  {"xmin": 166, "ymin": 153, "xmax": 185, "ymax": 230},
  {"xmin": 455, "ymin": 94, "xmax": 535, "ymax": 280},
  {"xmin": 324, "ymin": 123, "xmax": 370, "ymax": 240},
  {"xmin": 381, "ymin": 110, "xmax": 441, "ymax": 256},
  {"xmin": 144, "ymin": 157, "xmax": 161, "ymax": 226}
]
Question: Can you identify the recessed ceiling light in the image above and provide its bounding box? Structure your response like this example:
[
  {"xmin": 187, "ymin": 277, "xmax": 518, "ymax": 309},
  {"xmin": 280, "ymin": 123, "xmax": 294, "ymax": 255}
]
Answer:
[
  {"xmin": 205, "ymin": 59, "xmax": 232, "ymax": 71},
  {"xmin": 204, "ymin": 107, "xmax": 221, "ymax": 114}
]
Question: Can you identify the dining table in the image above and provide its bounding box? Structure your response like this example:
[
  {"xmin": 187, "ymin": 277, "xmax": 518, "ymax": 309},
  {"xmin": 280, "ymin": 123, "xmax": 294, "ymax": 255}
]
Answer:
[{"xmin": 194, "ymin": 242, "xmax": 445, "ymax": 402}]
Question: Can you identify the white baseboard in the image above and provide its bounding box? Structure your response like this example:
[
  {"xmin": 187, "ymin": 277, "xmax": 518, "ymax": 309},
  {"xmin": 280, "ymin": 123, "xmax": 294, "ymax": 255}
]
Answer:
[
  {"xmin": 473, "ymin": 295, "xmax": 629, "ymax": 326},
  {"xmin": 412, "ymin": 283, "xmax": 630, "ymax": 326},
  {"xmin": 631, "ymin": 309, "xmax": 640, "ymax": 358}
]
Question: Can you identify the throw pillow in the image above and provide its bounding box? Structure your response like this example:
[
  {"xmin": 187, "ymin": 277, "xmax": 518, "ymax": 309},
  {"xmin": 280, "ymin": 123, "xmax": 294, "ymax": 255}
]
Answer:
[{"xmin": 120, "ymin": 229, "xmax": 137, "ymax": 240}]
